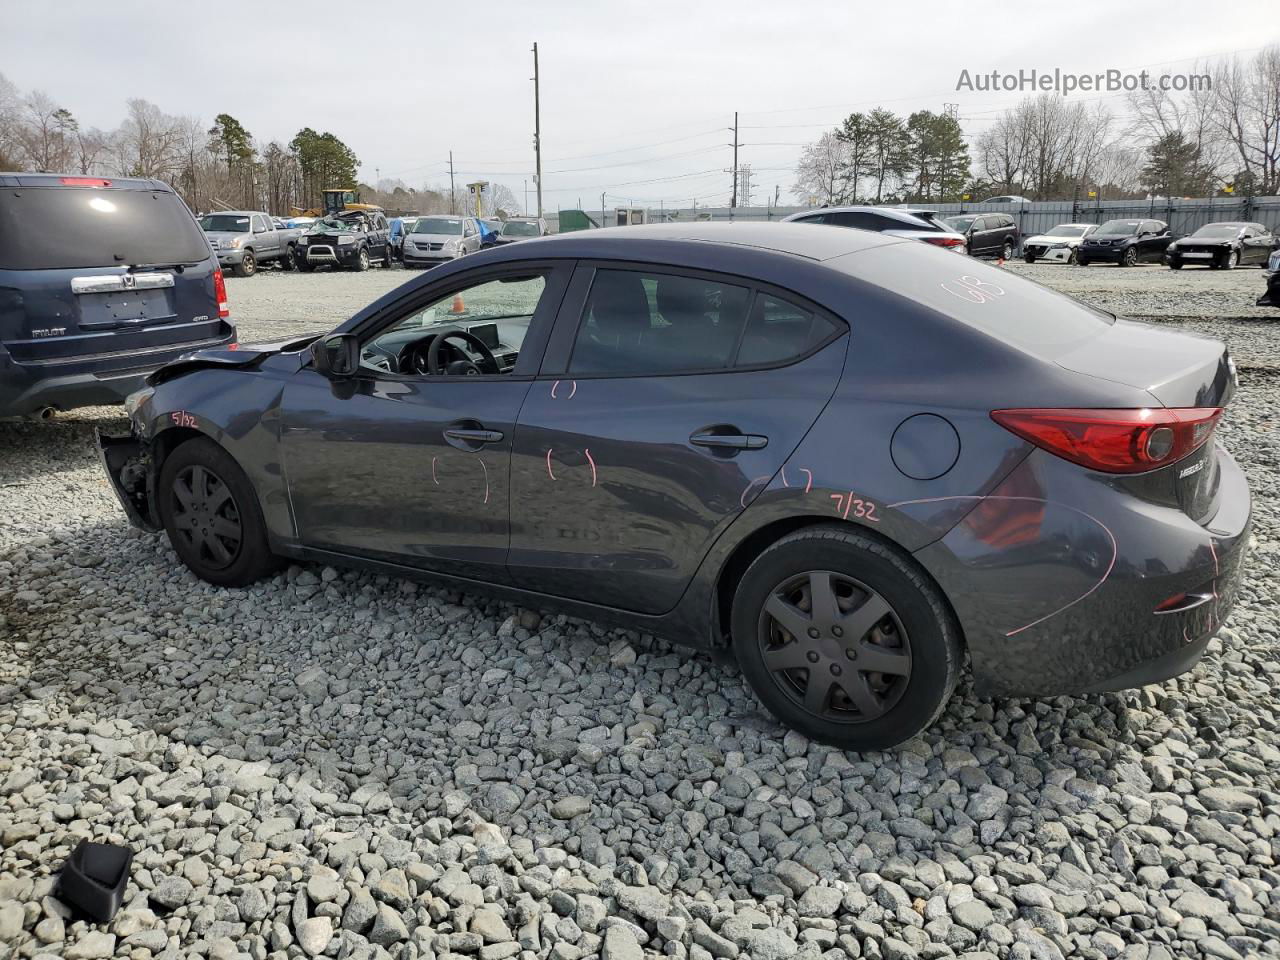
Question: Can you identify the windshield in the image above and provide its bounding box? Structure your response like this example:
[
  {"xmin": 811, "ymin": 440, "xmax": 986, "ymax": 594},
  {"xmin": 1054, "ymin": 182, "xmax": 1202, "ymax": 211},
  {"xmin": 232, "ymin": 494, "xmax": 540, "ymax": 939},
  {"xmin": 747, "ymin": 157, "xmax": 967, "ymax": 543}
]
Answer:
[
  {"xmin": 944, "ymin": 216, "xmax": 977, "ymax": 231},
  {"xmin": 1096, "ymin": 221, "xmax": 1141, "ymax": 236},
  {"xmin": 310, "ymin": 216, "xmax": 362, "ymax": 233},
  {"xmin": 0, "ymin": 186, "xmax": 211, "ymax": 270},
  {"xmin": 502, "ymin": 220, "xmax": 540, "ymax": 237},
  {"xmin": 414, "ymin": 217, "xmax": 464, "ymax": 235},
  {"xmin": 1045, "ymin": 225, "xmax": 1091, "ymax": 237},
  {"xmin": 1191, "ymin": 224, "xmax": 1243, "ymax": 238},
  {"xmin": 200, "ymin": 214, "xmax": 251, "ymax": 232}
]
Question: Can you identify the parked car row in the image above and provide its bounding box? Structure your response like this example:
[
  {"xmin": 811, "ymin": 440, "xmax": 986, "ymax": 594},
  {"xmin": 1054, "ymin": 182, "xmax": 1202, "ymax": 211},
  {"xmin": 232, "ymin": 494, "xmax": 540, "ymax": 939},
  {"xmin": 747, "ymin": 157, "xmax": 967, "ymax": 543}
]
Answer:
[{"xmin": 786, "ymin": 206, "xmax": 1279, "ymax": 270}]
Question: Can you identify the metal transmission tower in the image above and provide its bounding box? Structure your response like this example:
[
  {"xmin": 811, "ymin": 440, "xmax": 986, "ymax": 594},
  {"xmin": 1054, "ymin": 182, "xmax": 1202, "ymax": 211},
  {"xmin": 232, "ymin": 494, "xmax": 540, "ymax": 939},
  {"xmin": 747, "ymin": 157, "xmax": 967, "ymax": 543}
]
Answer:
[
  {"xmin": 943, "ymin": 103, "xmax": 959, "ymax": 120},
  {"xmin": 737, "ymin": 164, "xmax": 755, "ymax": 207}
]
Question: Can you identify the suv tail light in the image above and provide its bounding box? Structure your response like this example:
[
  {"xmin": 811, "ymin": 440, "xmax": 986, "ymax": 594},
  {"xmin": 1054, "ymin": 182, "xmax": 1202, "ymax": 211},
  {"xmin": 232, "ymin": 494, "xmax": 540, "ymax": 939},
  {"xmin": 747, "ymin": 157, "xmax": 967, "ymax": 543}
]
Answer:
[
  {"xmin": 59, "ymin": 177, "xmax": 112, "ymax": 187},
  {"xmin": 922, "ymin": 235, "xmax": 966, "ymax": 249},
  {"xmin": 213, "ymin": 268, "xmax": 229, "ymax": 319},
  {"xmin": 991, "ymin": 407, "xmax": 1222, "ymax": 474}
]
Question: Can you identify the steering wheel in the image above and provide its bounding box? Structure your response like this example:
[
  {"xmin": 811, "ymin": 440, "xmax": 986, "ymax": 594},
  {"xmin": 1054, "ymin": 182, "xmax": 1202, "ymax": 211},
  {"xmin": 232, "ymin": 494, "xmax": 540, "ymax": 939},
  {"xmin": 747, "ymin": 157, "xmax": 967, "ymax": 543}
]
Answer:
[{"xmin": 425, "ymin": 329, "xmax": 500, "ymax": 376}]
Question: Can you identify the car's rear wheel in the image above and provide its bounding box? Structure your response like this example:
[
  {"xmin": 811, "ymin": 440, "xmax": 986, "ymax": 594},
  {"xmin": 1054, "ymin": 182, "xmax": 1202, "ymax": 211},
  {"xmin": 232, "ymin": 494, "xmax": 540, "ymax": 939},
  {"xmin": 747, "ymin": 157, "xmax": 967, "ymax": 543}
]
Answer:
[
  {"xmin": 731, "ymin": 525, "xmax": 961, "ymax": 750},
  {"xmin": 382, "ymin": 244, "xmax": 393, "ymax": 268},
  {"xmin": 1120, "ymin": 247, "xmax": 1138, "ymax": 267},
  {"xmin": 158, "ymin": 438, "xmax": 281, "ymax": 587},
  {"xmin": 1001, "ymin": 239, "xmax": 1014, "ymax": 260},
  {"xmin": 234, "ymin": 251, "xmax": 256, "ymax": 278}
]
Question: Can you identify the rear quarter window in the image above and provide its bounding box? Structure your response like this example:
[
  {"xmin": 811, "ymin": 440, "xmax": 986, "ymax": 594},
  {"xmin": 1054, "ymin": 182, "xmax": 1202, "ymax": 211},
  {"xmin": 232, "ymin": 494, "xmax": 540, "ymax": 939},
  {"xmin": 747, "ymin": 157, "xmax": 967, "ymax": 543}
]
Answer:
[
  {"xmin": 0, "ymin": 187, "xmax": 211, "ymax": 270},
  {"xmin": 837, "ymin": 243, "xmax": 1114, "ymax": 359}
]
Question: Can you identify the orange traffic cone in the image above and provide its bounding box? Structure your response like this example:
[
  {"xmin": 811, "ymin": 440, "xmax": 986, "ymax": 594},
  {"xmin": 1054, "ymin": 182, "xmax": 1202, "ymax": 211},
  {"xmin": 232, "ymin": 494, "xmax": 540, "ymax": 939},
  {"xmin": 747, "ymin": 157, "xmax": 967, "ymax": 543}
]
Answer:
[{"xmin": 450, "ymin": 294, "xmax": 466, "ymax": 314}]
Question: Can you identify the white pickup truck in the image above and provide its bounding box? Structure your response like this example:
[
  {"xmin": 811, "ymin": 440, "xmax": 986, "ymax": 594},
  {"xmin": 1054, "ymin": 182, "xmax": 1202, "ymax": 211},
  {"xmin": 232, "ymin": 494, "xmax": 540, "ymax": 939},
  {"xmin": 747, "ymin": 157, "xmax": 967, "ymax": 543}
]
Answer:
[{"xmin": 198, "ymin": 211, "xmax": 303, "ymax": 277}]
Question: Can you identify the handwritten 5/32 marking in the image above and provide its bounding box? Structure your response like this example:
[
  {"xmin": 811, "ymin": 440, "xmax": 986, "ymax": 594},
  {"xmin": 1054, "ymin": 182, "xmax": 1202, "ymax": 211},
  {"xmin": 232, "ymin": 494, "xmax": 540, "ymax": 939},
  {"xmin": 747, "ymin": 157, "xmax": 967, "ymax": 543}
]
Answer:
[
  {"xmin": 830, "ymin": 492, "xmax": 879, "ymax": 522},
  {"xmin": 170, "ymin": 411, "xmax": 196, "ymax": 428}
]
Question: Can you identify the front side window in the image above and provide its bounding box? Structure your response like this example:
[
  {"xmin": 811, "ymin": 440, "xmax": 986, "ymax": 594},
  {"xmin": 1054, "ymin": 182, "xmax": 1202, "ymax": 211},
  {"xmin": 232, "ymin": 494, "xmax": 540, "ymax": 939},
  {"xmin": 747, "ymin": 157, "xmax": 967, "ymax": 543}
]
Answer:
[{"xmin": 360, "ymin": 274, "xmax": 548, "ymax": 376}]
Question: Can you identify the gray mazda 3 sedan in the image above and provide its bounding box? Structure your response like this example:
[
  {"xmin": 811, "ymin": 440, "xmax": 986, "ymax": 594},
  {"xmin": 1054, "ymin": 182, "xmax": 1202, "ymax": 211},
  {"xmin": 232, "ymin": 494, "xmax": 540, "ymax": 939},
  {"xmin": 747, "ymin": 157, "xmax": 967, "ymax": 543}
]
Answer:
[{"xmin": 98, "ymin": 223, "xmax": 1251, "ymax": 750}]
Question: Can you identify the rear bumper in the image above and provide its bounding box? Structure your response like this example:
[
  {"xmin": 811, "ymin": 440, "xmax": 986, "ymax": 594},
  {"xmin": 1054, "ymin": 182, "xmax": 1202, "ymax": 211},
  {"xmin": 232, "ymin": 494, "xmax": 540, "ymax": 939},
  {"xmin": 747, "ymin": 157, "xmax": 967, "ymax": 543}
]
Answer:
[
  {"xmin": 0, "ymin": 326, "xmax": 236, "ymax": 417},
  {"xmin": 914, "ymin": 447, "xmax": 1252, "ymax": 698}
]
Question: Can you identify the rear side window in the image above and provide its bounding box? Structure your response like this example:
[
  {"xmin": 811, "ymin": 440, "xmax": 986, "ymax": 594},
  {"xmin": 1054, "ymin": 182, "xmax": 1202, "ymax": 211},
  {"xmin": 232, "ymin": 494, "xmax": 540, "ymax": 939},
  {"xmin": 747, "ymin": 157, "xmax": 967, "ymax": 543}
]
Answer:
[
  {"xmin": 569, "ymin": 270, "xmax": 751, "ymax": 375},
  {"xmin": 841, "ymin": 244, "xmax": 1114, "ymax": 359},
  {"xmin": 737, "ymin": 294, "xmax": 837, "ymax": 367},
  {"xmin": 0, "ymin": 187, "xmax": 211, "ymax": 270}
]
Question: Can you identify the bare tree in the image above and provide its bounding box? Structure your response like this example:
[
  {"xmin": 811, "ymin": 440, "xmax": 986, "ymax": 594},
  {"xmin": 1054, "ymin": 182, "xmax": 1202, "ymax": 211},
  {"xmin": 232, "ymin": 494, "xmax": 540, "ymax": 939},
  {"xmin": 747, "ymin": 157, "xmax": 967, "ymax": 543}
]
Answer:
[
  {"xmin": 116, "ymin": 99, "xmax": 186, "ymax": 180},
  {"xmin": 1209, "ymin": 45, "xmax": 1280, "ymax": 194},
  {"xmin": 791, "ymin": 131, "xmax": 852, "ymax": 205}
]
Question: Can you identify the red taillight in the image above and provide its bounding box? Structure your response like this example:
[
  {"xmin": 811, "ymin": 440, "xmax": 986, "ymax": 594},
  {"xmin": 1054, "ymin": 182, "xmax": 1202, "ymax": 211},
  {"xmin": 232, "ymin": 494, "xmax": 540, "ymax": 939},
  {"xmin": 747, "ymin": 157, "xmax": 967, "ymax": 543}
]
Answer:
[
  {"xmin": 922, "ymin": 235, "xmax": 967, "ymax": 248},
  {"xmin": 991, "ymin": 407, "xmax": 1222, "ymax": 474},
  {"xmin": 213, "ymin": 268, "xmax": 230, "ymax": 318},
  {"xmin": 59, "ymin": 176, "xmax": 111, "ymax": 187}
]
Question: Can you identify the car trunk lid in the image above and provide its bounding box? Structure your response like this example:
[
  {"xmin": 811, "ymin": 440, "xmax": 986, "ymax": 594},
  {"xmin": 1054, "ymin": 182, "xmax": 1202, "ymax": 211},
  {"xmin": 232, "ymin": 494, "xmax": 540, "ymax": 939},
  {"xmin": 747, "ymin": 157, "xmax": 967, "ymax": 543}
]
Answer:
[{"xmin": 1053, "ymin": 320, "xmax": 1235, "ymax": 524}]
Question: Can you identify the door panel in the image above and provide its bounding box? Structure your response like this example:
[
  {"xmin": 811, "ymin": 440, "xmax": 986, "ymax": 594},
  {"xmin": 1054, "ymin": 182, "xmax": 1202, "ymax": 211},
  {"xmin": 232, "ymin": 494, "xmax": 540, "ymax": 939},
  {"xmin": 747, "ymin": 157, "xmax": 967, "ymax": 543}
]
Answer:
[
  {"xmin": 280, "ymin": 371, "xmax": 529, "ymax": 580},
  {"xmin": 508, "ymin": 346, "xmax": 846, "ymax": 614}
]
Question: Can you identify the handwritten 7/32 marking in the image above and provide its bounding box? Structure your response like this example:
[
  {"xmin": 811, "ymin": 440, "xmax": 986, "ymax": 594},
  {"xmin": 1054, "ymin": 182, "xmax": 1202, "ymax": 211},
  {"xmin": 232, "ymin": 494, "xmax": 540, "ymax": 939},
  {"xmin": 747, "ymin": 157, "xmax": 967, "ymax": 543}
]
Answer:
[{"xmin": 830, "ymin": 492, "xmax": 879, "ymax": 522}]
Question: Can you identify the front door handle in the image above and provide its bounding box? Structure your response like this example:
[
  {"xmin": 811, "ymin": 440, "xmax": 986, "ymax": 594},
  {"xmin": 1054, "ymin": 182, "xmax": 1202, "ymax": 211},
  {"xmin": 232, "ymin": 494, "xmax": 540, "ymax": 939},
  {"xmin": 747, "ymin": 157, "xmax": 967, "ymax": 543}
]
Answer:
[
  {"xmin": 444, "ymin": 428, "xmax": 504, "ymax": 444},
  {"xmin": 690, "ymin": 431, "xmax": 768, "ymax": 450}
]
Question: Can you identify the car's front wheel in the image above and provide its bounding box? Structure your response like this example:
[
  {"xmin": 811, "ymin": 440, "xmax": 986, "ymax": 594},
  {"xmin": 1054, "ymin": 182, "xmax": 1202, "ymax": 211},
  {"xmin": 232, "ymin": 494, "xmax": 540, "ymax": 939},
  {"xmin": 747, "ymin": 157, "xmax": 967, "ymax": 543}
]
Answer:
[
  {"xmin": 1066, "ymin": 249, "xmax": 1078, "ymax": 265},
  {"xmin": 1120, "ymin": 247, "xmax": 1138, "ymax": 267},
  {"xmin": 281, "ymin": 245, "xmax": 297, "ymax": 271},
  {"xmin": 1223, "ymin": 250, "xmax": 1239, "ymax": 270},
  {"xmin": 233, "ymin": 250, "xmax": 256, "ymax": 278},
  {"xmin": 731, "ymin": 525, "xmax": 961, "ymax": 750},
  {"xmin": 352, "ymin": 247, "xmax": 370, "ymax": 272},
  {"xmin": 1023, "ymin": 253, "xmax": 1035, "ymax": 264},
  {"xmin": 157, "ymin": 438, "xmax": 281, "ymax": 587}
]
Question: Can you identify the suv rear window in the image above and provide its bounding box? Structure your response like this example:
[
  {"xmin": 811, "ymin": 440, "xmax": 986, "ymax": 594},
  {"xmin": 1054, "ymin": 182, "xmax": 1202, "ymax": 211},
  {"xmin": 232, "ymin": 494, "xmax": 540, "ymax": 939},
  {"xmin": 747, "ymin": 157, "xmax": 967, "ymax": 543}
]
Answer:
[{"xmin": 0, "ymin": 187, "xmax": 211, "ymax": 270}]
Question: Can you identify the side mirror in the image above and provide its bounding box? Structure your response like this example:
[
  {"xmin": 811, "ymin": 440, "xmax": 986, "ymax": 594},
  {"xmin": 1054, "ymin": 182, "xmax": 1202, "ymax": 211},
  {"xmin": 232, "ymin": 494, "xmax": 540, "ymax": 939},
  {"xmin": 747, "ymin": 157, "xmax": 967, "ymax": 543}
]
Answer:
[{"xmin": 311, "ymin": 333, "xmax": 360, "ymax": 378}]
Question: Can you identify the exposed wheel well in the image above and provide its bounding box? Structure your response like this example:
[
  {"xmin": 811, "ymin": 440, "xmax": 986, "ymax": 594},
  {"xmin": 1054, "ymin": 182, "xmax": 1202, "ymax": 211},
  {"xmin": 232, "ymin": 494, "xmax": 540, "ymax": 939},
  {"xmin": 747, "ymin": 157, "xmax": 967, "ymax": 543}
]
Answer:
[
  {"xmin": 152, "ymin": 427, "xmax": 204, "ymax": 470},
  {"xmin": 713, "ymin": 515, "xmax": 966, "ymax": 655}
]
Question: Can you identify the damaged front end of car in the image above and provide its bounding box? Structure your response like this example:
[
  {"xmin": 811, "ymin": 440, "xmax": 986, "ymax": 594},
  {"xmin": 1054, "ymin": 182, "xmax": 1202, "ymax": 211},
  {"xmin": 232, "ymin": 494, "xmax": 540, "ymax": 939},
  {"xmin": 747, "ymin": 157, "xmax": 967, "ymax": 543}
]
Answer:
[{"xmin": 96, "ymin": 426, "xmax": 159, "ymax": 532}]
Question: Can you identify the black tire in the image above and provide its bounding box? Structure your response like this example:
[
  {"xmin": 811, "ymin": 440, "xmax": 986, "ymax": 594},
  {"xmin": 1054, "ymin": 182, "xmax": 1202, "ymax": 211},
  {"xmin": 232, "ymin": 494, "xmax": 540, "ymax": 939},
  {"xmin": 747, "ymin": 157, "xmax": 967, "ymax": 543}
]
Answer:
[
  {"xmin": 157, "ymin": 437, "xmax": 281, "ymax": 587},
  {"xmin": 233, "ymin": 250, "xmax": 256, "ymax": 278},
  {"xmin": 1120, "ymin": 247, "xmax": 1138, "ymax": 267},
  {"xmin": 382, "ymin": 244, "xmax": 393, "ymax": 268},
  {"xmin": 351, "ymin": 247, "xmax": 370, "ymax": 272},
  {"xmin": 1169, "ymin": 261, "xmax": 1182, "ymax": 270},
  {"xmin": 1023, "ymin": 253, "xmax": 1035, "ymax": 264},
  {"xmin": 295, "ymin": 258, "xmax": 313, "ymax": 273},
  {"xmin": 730, "ymin": 525, "xmax": 962, "ymax": 750},
  {"xmin": 280, "ymin": 244, "xmax": 297, "ymax": 271},
  {"xmin": 1224, "ymin": 250, "xmax": 1239, "ymax": 270},
  {"xmin": 1001, "ymin": 240, "xmax": 1014, "ymax": 260}
]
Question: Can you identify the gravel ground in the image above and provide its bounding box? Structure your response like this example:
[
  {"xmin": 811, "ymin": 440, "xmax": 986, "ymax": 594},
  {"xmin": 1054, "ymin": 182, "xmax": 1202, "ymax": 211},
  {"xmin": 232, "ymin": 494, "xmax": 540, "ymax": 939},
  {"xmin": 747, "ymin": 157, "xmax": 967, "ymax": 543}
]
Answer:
[{"xmin": 1, "ymin": 260, "xmax": 1278, "ymax": 960}]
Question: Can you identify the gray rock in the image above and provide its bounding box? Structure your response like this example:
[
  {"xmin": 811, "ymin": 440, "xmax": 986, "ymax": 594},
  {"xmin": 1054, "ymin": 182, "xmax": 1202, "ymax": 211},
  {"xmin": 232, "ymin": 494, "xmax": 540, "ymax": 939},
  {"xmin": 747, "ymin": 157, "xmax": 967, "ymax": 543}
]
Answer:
[
  {"xmin": 551, "ymin": 795, "xmax": 591, "ymax": 819},
  {"xmin": 618, "ymin": 885, "xmax": 671, "ymax": 922},
  {"xmin": 63, "ymin": 932, "xmax": 117, "ymax": 959},
  {"xmin": 602, "ymin": 924, "xmax": 645, "ymax": 960},
  {"xmin": 747, "ymin": 927, "xmax": 799, "ymax": 960},
  {"xmin": 368, "ymin": 903, "xmax": 409, "ymax": 946},
  {"xmin": 296, "ymin": 916, "xmax": 333, "ymax": 956},
  {"xmin": 149, "ymin": 874, "xmax": 195, "ymax": 909},
  {"xmin": 952, "ymin": 900, "xmax": 994, "ymax": 931}
]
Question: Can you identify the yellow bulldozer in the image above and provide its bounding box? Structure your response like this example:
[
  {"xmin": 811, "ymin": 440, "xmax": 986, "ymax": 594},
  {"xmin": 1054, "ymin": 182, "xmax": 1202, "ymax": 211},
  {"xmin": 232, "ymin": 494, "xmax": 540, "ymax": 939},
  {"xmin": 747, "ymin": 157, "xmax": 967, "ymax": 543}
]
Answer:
[{"xmin": 290, "ymin": 188, "xmax": 382, "ymax": 219}]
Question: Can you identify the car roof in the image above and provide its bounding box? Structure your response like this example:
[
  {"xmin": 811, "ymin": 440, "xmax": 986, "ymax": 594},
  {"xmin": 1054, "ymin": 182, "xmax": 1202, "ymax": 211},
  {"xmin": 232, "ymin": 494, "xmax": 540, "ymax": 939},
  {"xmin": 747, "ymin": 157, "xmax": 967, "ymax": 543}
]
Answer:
[
  {"xmin": 515, "ymin": 222, "xmax": 902, "ymax": 261},
  {"xmin": 207, "ymin": 210, "xmax": 261, "ymax": 217},
  {"xmin": 0, "ymin": 171, "xmax": 175, "ymax": 192}
]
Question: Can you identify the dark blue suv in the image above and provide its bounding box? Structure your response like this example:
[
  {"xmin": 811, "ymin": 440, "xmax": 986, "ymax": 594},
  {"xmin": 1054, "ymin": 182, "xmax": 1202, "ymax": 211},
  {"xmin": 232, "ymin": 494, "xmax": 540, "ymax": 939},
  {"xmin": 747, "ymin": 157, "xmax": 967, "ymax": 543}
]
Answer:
[{"xmin": 0, "ymin": 173, "xmax": 236, "ymax": 418}]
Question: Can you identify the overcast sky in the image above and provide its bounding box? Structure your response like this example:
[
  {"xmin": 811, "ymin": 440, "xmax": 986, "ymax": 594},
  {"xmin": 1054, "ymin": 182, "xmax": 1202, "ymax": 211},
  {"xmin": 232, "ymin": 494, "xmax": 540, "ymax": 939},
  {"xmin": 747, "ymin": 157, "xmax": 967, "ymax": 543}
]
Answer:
[{"xmin": 1, "ymin": 1, "xmax": 1272, "ymax": 213}]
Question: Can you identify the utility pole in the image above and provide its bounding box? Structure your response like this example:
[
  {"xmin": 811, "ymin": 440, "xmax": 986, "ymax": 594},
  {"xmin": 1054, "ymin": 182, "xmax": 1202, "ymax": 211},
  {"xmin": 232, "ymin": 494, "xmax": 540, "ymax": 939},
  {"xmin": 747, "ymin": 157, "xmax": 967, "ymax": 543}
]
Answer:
[
  {"xmin": 524, "ymin": 179, "xmax": 528, "ymax": 217},
  {"xmin": 600, "ymin": 191, "xmax": 605, "ymax": 228},
  {"xmin": 448, "ymin": 151, "xmax": 456, "ymax": 214},
  {"xmin": 727, "ymin": 111, "xmax": 740, "ymax": 209},
  {"xmin": 532, "ymin": 42, "xmax": 543, "ymax": 219}
]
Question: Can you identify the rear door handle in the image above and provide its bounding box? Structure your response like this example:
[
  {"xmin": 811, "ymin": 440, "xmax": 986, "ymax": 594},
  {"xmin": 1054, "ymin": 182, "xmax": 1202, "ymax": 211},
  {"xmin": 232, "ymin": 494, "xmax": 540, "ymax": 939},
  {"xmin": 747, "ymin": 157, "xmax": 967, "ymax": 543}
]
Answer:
[
  {"xmin": 444, "ymin": 428, "xmax": 504, "ymax": 444},
  {"xmin": 690, "ymin": 432, "xmax": 768, "ymax": 450}
]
